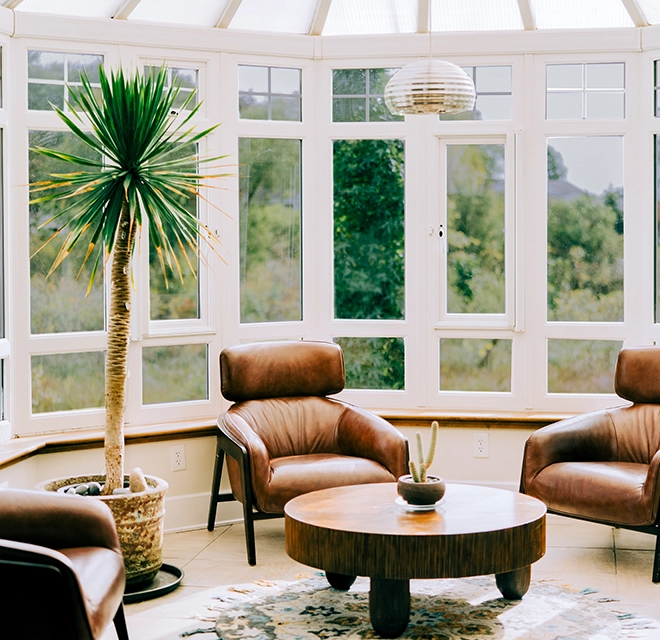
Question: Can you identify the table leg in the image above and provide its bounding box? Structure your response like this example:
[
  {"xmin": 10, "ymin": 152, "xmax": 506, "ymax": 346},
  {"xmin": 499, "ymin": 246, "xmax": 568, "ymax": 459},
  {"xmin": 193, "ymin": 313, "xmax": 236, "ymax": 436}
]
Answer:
[
  {"xmin": 495, "ymin": 565, "xmax": 531, "ymax": 600},
  {"xmin": 369, "ymin": 578, "xmax": 410, "ymax": 638},
  {"xmin": 325, "ymin": 572, "xmax": 356, "ymax": 590}
]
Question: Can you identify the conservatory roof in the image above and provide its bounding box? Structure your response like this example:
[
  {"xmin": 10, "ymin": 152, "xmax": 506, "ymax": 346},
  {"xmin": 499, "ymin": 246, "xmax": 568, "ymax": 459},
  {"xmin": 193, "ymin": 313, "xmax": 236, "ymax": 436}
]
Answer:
[{"xmin": 3, "ymin": 0, "xmax": 660, "ymax": 36}]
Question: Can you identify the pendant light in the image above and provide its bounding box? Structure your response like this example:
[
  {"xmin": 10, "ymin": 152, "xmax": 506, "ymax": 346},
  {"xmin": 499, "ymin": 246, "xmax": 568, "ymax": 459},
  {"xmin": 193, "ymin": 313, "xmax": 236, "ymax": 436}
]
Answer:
[{"xmin": 384, "ymin": 3, "xmax": 475, "ymax": 116}]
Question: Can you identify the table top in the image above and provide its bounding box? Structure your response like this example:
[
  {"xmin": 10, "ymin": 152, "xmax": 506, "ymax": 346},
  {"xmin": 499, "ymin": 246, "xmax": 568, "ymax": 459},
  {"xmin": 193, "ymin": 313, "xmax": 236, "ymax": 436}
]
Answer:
[
  {"xmin": 285, "ymin": 482, "xmax": 546, "ymax": 537},
  {"xmin": 284, "ymin": 483, "xmax": 546, "ymax": 579}
]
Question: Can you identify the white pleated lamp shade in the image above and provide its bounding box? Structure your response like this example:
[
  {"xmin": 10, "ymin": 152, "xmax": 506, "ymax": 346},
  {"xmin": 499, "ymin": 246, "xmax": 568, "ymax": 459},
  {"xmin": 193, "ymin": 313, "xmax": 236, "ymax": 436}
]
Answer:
[{"xmin": 385, "ymin": 59, "xmax": 476, "ymax": 115}]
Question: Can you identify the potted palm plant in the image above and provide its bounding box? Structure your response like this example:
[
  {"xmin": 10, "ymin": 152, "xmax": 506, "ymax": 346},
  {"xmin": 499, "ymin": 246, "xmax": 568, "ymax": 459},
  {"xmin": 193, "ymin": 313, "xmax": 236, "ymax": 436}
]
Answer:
[{"xmin": 31, "ymin": 65, "xmax": 226, "ymax": 585}]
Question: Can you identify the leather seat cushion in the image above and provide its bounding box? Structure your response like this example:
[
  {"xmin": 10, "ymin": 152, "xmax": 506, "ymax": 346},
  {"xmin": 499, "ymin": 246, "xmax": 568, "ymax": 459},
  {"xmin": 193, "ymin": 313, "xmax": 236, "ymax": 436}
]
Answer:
[
  {"xmin": 59, "ymin": 547, "xmax": 126, "ymax": 638},
  {"xmin": 255, "ymin": 453, "xmax": 395, "ymax": 513},
  {"xmin": 527, "ymin": 461, "xmax": 653, "ymax": 526}
]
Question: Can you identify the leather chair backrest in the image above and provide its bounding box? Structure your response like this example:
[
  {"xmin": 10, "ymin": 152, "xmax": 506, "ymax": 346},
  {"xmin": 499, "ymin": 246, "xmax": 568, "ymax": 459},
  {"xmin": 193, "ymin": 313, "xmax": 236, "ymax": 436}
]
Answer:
[
  {"xmin": 615, "ymin": 347, "xmax": 660, "ymax": 404},
  {"xmin": 220, "ymin": 341, "xmax": 345, "ymax": 402}
]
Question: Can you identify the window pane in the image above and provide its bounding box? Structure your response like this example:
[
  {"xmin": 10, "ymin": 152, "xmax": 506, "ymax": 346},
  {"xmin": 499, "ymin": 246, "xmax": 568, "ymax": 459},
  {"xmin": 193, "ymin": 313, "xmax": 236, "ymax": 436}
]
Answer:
[
  {"xmin": 271, "ymin": 67, "xmax": 300, "ymax": 95},
  {"xmin": 547, "ymin": 137, "xmax": 624, "ymax": 322},
  {"xmin": 369, "ymin": 96, "xmax": 400, "ymax": 121},
  {"xmin": 271, "ymin": 96, "xmax": 301, "ymax": 121},
  {"xmin": 334, "ymin": 337, "xmax": 404, "ymax": 390},
  {"xmin": 369, "ymin": 68, "xmax": 397, "ymax": 94},
  {"xmin": 29, "ymin": 131, "xmax": 105, "ymax": 334},
  {"xmin": 28, "ymin": 51, "xmax": 64, "ymax": 80},
  {"xmin": 586, "ymin": 63, "xmax": 624, "ymax": 89},
  {"xmin": 475, "ymin": 94, "xmax": 512, "ymax": 120},
  {"xmin": 142, "ymin": 344, "xmax": 208, "ymax": 404},
  {"xmin": 239, "ymin": 65, "xmax": 268, "ymax": 93},
  {"xmin": 586, "ymin": 92, "xmax": 624, "ymax": 119},
  {"xmin": 439, "ymin": 338, "xmax": 512, "ymax": 392},
  {"xmin": 546, "ymin": 92, "xmax": 582, "ymax": 119},
  {"xmin": 149, "ymin": 143, "xmax": 198, "ymax": 321},
  {"xmin": 548, "ymin": 339, "xmax": 621, "ymax": 394},
  {"xmin": 653, "ymin": 135, "xmax": 660, "ymax": 321},
  {"xmin": 32, "ymin": 352, "xmax": 105, "ymax": 413},
  {"xmin": 333, "ymin": 139, "xmax": 404, "ymax": 320},
  {"xmin": 446, "ymin": 144, "xmax": 505, "ymax": 314},
  {"xmin": 547, "ymin": 64, "xmax": 582, "ymax": 90},
  {"xmin": 239, "ymin": 94, "xmax": 268, "ymax": 119},
  {"xmin": 67, "ymin": 54, "xmax": 103, "ymax": 83},
  {"xmin": 28, "ymin": 83, "xmax": 64, "ymax": 111},
  {"xmin": 333, "ymin": 69, "xmax": 366, "ymax": 95},
  {"xmin": 475, "ymin": 66, "xmax": 512, "ymax": 93},
  {"xmin": 333, "ymin": 97, "xmax": 365, "ymax": 122},
  {"xmin": 239, "ymin": 65, "xmax": 302, "ymax": 122},
  {"xmin": 239, "ymin": 138, "xmax": 302, "ymax": 323}
]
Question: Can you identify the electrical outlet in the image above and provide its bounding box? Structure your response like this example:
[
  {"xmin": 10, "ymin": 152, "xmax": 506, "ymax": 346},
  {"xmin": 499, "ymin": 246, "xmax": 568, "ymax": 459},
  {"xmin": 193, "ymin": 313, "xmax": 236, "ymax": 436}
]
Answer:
[
  {"xmin": 170, "ymin": 444, "xmax": 186, "ymax": 471},
  {"xmin": 473, "ymin": 432, "xmax": 489, "ymax": 458}
]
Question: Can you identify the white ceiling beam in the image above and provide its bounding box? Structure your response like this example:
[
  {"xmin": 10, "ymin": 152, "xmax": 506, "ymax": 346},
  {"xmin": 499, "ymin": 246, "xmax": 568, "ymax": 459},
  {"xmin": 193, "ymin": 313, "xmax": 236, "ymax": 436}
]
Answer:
[
  {"xmin": 113, "ymin": 0, "xmax": 143, "ymax": 20},
  {"xmin": 516, "ymin": 0, "xmax": 536, "ymax": 30},
  {"xmin": 215, "ymin": 0, "xmax": 243, "ymax": 28},
  {"xmin": 417, "ymin": 0, "xmax": 430, "ymax": 33},
  {"xmin": 2, "ymin": 0, "xmax": 24, "ymax": 9},
  {"xmin": 620, "ymin": 0, "xmax": 650, "ymax": 27},
  {"xmin": 309, "ymin": 0, "xmax": 331, "ymax": 36}
]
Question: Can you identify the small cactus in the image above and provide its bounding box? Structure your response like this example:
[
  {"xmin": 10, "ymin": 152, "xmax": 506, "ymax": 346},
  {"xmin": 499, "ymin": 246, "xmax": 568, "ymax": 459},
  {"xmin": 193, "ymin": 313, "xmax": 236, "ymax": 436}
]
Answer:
[{"xmin": 409, "ymin": 421, "xmax": 439, "ymax": 482}]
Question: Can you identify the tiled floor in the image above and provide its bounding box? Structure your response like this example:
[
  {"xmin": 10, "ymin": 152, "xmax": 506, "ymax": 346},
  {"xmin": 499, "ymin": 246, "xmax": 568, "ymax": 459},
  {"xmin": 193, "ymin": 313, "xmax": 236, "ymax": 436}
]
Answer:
[{"xmin": 101, "ymin": 514, "xmax": 660, "ymax": 639}]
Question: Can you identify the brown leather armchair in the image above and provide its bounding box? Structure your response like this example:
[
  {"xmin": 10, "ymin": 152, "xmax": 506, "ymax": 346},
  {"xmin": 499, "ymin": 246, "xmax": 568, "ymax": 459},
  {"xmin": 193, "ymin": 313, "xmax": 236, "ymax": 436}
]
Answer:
[
  {"xmin": 521, "ymin": 346, "xmax": 660, "ymax": 582},
  {"xmin": 207, "ymin": 340, "xmax": 408, "ymax": 565},
  {"xmin": 0, "ymin": 488, "xmax": 129, "ymax": 639}
]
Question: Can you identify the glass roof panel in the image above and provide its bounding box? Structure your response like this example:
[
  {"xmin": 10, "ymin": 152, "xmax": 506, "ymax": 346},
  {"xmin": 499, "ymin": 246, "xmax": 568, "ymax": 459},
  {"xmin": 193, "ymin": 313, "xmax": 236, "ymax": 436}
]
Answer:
[
  {"xmin": 323, "ymin": 0, "xmax": 417, "ymax": 36},
  {"xmin": 16, "ymin": 0, "xmax": 124, "ymax": 18},
  {"xmin": 637, "ymin": 0, "xmax": 660, "ymax": 24},
  {"xmin": 432, "ymin": 0, "xmax": 523, "ymax": 31},
  {"xmin": 128, "ymin": 0, "xmax": 229, "ymax": 27},
  {"xmin": 231, "ymin": 0, "xmax": 317, "ymax": 34},
  {"xmin": 531, "ymin": 0, "xmax": 635, "ymax": 29}
]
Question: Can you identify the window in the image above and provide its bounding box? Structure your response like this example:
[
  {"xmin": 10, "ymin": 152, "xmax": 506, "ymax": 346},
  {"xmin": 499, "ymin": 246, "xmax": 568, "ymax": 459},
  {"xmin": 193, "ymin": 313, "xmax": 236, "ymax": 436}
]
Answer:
[
  {"xmin": 333, "ymin": 138, "xmax": 404, "ymax": 320},
  {"xmin": 548, "ymin": 339, "xmax": 622, "ymax": 394},
  {"xmin": 144, "ymin": 65, "xmax": 198, "ymax": 111},
  {"xmin": 239, "ymin": 65, "xmax": 301, "ymax": 121},
  {"xmin": 149, "ymin": 142, "xmax": 199, "ymax": 321},
  {"xmin": 439, "ymin": 338, "xmax": 512, "ymax": 392},
  {"xmin": 547, "ymin": 137, "xmax": 624, "ymax": 322},
  {"xmin": 28, "ymin": 51, "xmax": 103, "ymax": 111},
  {"xmin": 334, "ymin": 337, "xmax": 405, "ymax": 390},
  {"xmin": 546, "ymin": 63, "xmax": 625, "ymax": 120},
  {"xmin": 445, "ymin": 143, "xmax": 506, "ymax": 315},
  {"xmin": 29, "ymin": 130, "xmax": 105, "ymax": 334},
  {"xmin": 142, "ymin": 344, "xmax": 208, "ymax": 405},
  {"xmin": 440, "ymin": 66, "xmax": 512, "ymax": 121},
  {"xmin": 332, "ymin": 68, "xmax": 402, "ymax": 122},
  {"xmin": 239, "ymin": 137, "xmax": 302, "ymax": 323}
]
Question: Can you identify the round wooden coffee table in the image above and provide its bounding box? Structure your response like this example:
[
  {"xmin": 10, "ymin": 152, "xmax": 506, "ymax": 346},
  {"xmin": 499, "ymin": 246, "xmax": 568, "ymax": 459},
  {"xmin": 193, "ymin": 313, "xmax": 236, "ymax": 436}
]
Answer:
[{"xmin": 285, "ymin": 482, "xmax": 546, "ymax": 638}]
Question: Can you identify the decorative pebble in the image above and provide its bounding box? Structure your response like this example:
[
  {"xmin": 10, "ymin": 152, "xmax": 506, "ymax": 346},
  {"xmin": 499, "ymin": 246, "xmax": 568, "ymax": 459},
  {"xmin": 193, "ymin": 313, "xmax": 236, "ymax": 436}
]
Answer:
[
  {"xmin": 112, "ymin": 487, "xmax": 132, "ymax": 495},
  {"xmin": 87, "ymin": 482, "xmax": 101, "ymax": 496},
  {"xmin": 129, "ymin": 467, "xmax": 148, "ymax": 493},
  {"xmin": 65, "ymin": 487, "xmax": 77, "ymax": 495},
  {"xmin": 75, "ymin": 483, "xmax": 89, "ymax": 495}
]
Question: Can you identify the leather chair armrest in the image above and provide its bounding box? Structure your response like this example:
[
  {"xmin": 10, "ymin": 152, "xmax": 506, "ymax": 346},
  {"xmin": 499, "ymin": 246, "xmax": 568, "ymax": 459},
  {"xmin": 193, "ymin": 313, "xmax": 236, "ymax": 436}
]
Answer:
[
  {"xmin": 642, "ymin": 449, "xmax": 660, "ymax": 524},
  {"xmin": 0, "ymin": 489, "xmax": 120, "ymax": 554},
  {"xmin": 520, "ymin": 409, "xmax": 617, "ymax": 492},
  {"xmin": 336, "ymin": 405, "xmax": 408, "ymax": 478},
  {"xmin": 0, "ymin": 537, "xmax": 75, "ymax": 570},
  {"xmin": 222, "ymin": 410, "xmax": 272, "ymax": 497}
]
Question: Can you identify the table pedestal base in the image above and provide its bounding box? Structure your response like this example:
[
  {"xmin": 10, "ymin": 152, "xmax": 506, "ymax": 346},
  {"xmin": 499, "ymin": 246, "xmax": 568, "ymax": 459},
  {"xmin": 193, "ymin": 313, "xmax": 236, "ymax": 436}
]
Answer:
[
  {"xmin": 325, "ymin": 572, "xmax": 356, "ymax": 590},
  {"xmin": 369, "ymin": 578, "xmax": 410, "ymax": 638},
  {"xmin": 495, "ymin": 565, "xmax": 531, "ymax": 600}
]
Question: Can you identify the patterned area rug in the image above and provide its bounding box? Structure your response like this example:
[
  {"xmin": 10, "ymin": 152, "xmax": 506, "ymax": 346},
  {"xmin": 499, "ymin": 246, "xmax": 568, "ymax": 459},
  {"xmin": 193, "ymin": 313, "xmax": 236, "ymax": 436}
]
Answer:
[{"xmin": 182, "ymin": 573, "xmax": 659, "ymax": 639}]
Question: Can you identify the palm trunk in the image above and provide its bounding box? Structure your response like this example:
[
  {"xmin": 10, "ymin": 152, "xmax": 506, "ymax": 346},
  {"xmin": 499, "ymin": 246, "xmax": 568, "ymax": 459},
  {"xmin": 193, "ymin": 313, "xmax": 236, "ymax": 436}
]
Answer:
[{"xmin": 103, "ymin": 200, "xmax": 136, "ymax": 495}]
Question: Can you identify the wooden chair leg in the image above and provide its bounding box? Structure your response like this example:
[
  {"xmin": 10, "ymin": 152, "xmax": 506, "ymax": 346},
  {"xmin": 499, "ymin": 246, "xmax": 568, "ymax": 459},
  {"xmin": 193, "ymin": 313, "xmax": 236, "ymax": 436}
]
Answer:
[
  {"xmin": 240, "ymin": 452, "xmax": 257, "ymax": 566},
  {"xmin": 113, "ymin": 603, "xmax": 130, "ymax": 640},
  {"xmin": 653, "ymin": 531, "xmax": 660, "ymax": 583},
  {"xmin": 207, "ymin": 439, "xmax": 225, "ymax": 532}
]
